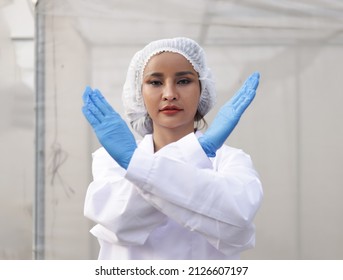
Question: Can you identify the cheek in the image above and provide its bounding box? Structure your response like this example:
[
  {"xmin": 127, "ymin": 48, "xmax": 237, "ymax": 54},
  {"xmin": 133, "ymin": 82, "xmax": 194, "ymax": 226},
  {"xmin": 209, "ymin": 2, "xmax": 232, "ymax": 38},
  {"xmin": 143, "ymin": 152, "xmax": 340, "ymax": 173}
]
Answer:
[
  {"xmin": 182, "ymin": 95, "xmax": 200, "ymax": 118},
  {"xmin": 142, "ymin": 90, "xmax": 157, "ymax": 113},
  {"xmin": 188, "ymin": 88, "xmax": 201, "ymax": 110}
]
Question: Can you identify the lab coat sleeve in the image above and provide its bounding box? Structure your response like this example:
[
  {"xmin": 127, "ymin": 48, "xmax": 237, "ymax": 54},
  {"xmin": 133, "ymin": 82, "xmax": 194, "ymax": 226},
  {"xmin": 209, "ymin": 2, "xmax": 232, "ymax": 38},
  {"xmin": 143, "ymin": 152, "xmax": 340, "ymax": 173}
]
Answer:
[
  {"xmin": 125, "ymin": 132, "xmax": 263, "ymax": 256},
  {"xmin": 84, "ymin": 147, "xmax": 167, "ymax": 246}
]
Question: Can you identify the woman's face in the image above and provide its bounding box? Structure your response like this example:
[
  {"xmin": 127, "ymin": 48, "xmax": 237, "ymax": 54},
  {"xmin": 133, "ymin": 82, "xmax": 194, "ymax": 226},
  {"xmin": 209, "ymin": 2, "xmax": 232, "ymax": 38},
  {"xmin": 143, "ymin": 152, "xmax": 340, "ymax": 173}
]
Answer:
[{"xmin": 142, "ymin": 52, "xmax": 201, "ymax": 135}]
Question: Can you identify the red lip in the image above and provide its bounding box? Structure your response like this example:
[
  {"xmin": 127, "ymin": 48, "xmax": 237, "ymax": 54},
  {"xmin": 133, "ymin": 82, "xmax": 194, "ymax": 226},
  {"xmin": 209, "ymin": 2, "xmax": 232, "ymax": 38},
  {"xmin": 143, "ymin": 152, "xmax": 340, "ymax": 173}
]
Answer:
[
  {"xmin": 160, "ymin": 105, "xmax": 182, "ymax": 111},
  {"xmin": 159, "ymin": 105, "xmax": 183, "ymax": 115}
]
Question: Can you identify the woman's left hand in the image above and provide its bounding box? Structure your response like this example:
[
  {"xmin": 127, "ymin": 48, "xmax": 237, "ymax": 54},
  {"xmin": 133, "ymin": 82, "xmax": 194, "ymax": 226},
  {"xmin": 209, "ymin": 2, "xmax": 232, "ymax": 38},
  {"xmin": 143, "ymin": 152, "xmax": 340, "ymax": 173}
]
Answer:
[{"xmin": 198, "ymin": 72, "xmax": 260, "ymax": 157}]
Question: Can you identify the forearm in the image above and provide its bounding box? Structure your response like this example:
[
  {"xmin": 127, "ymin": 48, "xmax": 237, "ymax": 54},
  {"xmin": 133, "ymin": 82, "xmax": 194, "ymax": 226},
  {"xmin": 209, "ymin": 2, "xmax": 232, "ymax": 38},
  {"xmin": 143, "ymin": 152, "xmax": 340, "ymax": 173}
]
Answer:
[
  {"xmin": 126, "ymin": 133, "xmax": 262, "ymax": 227},
  {"xmin": 125, "ymin": 133, "xmax": 263, "ymax": 253}
]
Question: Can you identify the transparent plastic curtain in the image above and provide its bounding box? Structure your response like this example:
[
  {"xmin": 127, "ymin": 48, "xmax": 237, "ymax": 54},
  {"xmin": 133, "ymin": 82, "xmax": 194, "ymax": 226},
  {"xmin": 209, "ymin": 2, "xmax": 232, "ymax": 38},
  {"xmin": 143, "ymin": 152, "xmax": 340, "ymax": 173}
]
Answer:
[
  {"xmin": 1, "ymin": 0, "xmax": 343, "ymax": 259},
  {"xmin": 34, "ymin": 0, "xmax": 94, "ymax": 259},
  {"xmin": 0, "ymin": 0, "xmax": 34, "ymax": 259}
]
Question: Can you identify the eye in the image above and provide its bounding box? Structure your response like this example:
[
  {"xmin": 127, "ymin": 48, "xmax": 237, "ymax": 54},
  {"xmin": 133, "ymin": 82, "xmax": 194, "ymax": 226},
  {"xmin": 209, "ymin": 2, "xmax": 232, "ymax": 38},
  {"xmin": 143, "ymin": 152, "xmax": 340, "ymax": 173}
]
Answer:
[
  {"xmin": 177, "ymin": 78, "xmax": 191, "ymax": 85},
  {"xmin": 148, "ymin": 80, "xmax": 162, "ymax": 86}
]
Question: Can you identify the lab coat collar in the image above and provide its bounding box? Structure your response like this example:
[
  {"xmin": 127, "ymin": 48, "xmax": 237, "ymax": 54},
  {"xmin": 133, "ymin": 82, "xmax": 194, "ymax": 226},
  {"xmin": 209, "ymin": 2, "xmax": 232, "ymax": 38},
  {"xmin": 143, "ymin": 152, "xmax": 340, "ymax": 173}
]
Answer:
[{"xmin": 137, "ymin": 132, "xmax": 203, "ymax": 155}]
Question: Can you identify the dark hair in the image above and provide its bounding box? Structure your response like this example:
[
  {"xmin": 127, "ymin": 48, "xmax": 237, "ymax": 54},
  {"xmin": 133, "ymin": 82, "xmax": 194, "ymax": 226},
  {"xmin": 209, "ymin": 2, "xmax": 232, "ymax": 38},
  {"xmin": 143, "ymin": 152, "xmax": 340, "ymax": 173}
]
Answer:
[{"xmin": 194, "ymin": 110, "xmax": 207, "ymax": 132}]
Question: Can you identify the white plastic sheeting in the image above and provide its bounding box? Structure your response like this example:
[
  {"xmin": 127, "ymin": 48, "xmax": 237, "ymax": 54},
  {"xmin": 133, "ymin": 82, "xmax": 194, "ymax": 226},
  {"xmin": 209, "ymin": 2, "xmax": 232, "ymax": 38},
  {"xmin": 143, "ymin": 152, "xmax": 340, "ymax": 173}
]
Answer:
[{"xmin": 1, "ymin": 0, "xmax": 343, "ymax": 259}]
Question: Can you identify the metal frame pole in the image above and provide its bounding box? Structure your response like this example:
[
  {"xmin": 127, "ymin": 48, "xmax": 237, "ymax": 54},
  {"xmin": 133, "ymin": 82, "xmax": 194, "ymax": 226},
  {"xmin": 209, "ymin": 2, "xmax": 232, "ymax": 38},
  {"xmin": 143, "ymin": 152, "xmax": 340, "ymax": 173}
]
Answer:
[{"xmin": 34, "ymin": 0, "xmax": 45, "ymax": 260}]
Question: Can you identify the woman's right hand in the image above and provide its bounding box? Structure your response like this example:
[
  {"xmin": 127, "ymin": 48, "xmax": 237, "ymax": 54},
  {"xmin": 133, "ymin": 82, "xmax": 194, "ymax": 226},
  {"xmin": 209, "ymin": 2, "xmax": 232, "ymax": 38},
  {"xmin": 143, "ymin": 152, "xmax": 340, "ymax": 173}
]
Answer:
[{"xmin": 82, "ymin": 86, "xmax": 137, "ymax": 169}]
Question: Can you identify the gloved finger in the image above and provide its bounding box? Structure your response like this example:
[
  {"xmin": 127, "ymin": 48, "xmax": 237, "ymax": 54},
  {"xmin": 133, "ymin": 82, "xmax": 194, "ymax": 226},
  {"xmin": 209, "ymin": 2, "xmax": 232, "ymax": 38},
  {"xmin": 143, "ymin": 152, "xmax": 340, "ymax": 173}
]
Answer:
[
  {"xmin": 82, "ymin": 105, "xmax": 101, "ymax": 127},
  {"xmin": 82, "ymin": 86, "xmax": 93, "ymax": 104},
  {"xmin": 83, "ymin": 87, "xmax": 117, "ymax": 118},
  {"xmin": 231, "ymin": 72, "xmax": 259, "ymax": 108},
  {"xmin": 89, "ymin": 89, "xmax": 115, "ymax": 116},
  {"xmin": 235, "ymin": 89, "xmax": 256, "ymax": 115},
  {"xmin": 238, "ymin": 72, "xmax": 259, "ymax": 110},
  {"xmin": 245, "ymin": 72, "xmax": 260, "ymax": 90},
  {"xmin": 84, "ymin": 97, "xmax": 106, "ymax": 123},
  {"xmin": 227, "ymin": 76, "xmax": 252, "ymax": 107}
]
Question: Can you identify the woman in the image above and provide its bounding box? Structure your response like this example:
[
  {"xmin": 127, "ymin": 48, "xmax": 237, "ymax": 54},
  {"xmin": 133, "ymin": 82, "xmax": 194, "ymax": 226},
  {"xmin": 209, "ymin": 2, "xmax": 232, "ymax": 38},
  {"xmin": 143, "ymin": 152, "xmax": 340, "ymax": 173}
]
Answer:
[{"xmin": 82, "ymin": 37, "xmax": 263, "ymax": 259}]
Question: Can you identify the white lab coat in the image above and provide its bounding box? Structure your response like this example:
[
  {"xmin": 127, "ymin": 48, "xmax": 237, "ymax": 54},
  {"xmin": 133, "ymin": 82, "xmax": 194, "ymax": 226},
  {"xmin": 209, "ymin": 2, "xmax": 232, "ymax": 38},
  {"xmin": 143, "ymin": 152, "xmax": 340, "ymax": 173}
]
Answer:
[{"xmin": 84, "ymin": 132, "xmax": 263, "ymax": 259}]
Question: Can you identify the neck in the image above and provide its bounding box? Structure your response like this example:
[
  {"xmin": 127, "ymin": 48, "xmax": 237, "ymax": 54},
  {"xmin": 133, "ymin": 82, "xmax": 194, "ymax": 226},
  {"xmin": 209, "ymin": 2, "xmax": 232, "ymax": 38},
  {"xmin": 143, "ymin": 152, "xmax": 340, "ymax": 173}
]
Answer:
[{"xmin": 152, "ymin": 126, "xmax": 194, "ymax": 152}]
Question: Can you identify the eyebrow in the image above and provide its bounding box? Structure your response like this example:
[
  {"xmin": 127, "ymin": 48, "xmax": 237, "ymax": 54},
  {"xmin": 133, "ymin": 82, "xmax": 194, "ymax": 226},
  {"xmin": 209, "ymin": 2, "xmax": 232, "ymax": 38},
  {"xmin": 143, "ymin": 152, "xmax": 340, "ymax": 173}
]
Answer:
[
  {"xmin": 175, "ymin": 71, "xmax": 196, "ymax": 77},
  {"xmin": 144, "ymin": 71, "xmax": 196, "ymax": 78}
]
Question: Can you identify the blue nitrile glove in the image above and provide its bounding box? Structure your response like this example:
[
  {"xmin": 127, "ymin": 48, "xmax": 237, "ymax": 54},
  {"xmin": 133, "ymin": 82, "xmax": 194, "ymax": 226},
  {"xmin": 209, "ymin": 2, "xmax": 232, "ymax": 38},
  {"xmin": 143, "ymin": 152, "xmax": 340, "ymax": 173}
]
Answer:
[
  {"xmin": 198, "ymin": 72, "xmax": 260, "ymax": 157},
  {"xmin": 82, "ymin": 86, "xmax": 137, "ymax": 169}
]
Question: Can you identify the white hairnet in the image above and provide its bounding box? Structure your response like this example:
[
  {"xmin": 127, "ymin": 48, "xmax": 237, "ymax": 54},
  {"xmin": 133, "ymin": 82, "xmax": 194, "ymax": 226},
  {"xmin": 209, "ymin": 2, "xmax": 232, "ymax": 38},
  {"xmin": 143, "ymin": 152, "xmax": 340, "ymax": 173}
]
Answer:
[{"xmin": 122, "ymin": 37, "xmax": 216, "ymax": 136}]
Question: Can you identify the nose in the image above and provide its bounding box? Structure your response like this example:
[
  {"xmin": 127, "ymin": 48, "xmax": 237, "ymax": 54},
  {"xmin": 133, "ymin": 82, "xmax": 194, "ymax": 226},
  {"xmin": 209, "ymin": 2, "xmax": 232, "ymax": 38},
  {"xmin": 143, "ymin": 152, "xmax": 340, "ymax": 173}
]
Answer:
[{"xmin": 162, "ymin": 83, "xmax": 178, "ymax": 101}]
